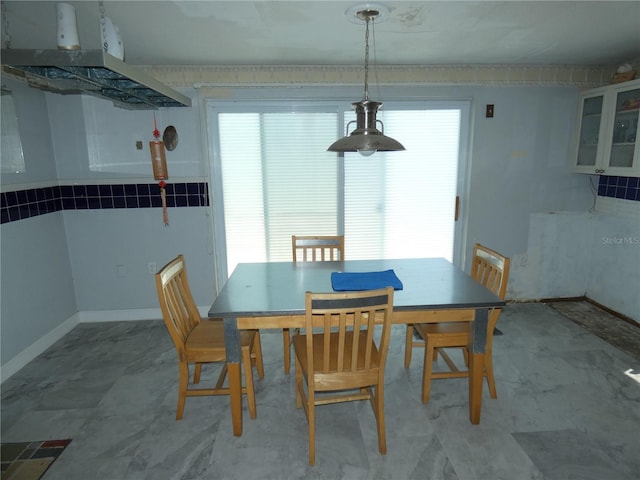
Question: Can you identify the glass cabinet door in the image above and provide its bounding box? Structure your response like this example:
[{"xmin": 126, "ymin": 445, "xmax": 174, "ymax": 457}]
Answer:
[
  {"xmin": 608, "ymin": 87, "xmax": 640, "ymax": 169},
  {"xmin": 576, "ymin": 94, "xmax": 604, "ymax": 167}
]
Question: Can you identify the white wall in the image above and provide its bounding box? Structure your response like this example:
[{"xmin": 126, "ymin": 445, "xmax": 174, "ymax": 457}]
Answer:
[
  {"xmin": 0, "ymin": 78, "xmax": 77, "ymax": 369},
  {"xmin": 466, "ymin": 86, "xmax": 595, "ymax": 259},
  {"xmin": 509, "ymin": 211, "xmax": 593, "ymax": 299},
  {"xmin": 0, "ymin": 212, "xmax": 77, "ymax": 365},
  {"xmin": 1, "ymin": 77, "xmax": 58, "ymax": 186},
  {"xmin": 46, "ymin": 90, "xmax": 219, "ymax": 313},
  {"xmin": 464, "ymin": 85, "xmax": 599, "ymax": 298},
  {"xmin": 587, "ymin": 198, "xmax": 640, "ymax": 320},
  {"xmin": 49, "ymin": 93, "xmax": 205, "ymax": 180},
  {"xmin": 508, "ymin": 203, "xmax": 640, "ymax": 322},
  {"xmin": 63, "ymin": 207, "xmax": 215, "ymax": 312}
]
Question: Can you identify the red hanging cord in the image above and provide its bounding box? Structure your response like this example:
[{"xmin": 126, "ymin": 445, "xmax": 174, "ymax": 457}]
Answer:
[{"xmin": 153, "ymin": 114, "xmax": 161, "ymax": 140}]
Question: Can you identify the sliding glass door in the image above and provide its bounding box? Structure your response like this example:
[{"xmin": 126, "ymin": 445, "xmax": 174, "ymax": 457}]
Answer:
[
  {"xmin": 208, "ymin": 100, "xmax": 469, "ymax": 285},
  {"xmin": 216, "ymin": 109, "xmax": 339, "ymax": 271},
  {"xmin": 343, "ymin": 108, "xmax": 462, "ymax": 260}
]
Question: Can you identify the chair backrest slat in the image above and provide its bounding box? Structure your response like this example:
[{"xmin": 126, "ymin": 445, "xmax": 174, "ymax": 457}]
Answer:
[
  {"xmin": 292, "ymin": 235, "xmax": 344, "ymax": 263},
  {"xmin": 323, "ymin": 312, "xmax": 331, "ymax": 371}
]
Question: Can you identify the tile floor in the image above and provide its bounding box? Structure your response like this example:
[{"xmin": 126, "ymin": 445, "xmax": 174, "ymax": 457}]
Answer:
[{"xmin": 1, "ymin": 302, "xmax": 639, "ymax": 480}]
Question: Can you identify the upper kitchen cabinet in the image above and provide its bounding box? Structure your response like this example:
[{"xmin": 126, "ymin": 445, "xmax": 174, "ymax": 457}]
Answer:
[{"xmin": 573, "ymin": 79, "xmax": 640, "ymax": 177}]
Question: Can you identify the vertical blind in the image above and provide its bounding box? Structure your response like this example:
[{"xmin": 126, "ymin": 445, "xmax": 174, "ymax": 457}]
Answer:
[{"xmin": 217, "ymin": 106, "xmax": 461, "ymax": 275}]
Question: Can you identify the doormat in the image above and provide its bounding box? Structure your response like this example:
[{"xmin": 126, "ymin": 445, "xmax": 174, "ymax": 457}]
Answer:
[{"xmin": 0, "ymin": 439, "xmax": 71, "ymax": 480}]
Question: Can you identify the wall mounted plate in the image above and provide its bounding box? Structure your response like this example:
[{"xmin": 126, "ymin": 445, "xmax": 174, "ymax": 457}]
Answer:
[{"xmin": 163, "ymin": 126, "xmax": 178, "ymax": 151}]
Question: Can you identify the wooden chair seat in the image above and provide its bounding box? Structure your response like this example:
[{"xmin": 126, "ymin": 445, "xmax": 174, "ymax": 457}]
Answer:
[
  {"xmin": 184, "ymin": 320, "xmax": 255, "ymax": 354},
  {"xmin": 293, "ymin": 331, "xmax": 381, "ymax": 391},
  {"xmin": 156, "ymin": 255, "xmax": 264, "ymax": 420},
  {"xmin": 404, "ymin": 243, "xmax": 510, "ymax": 404}
]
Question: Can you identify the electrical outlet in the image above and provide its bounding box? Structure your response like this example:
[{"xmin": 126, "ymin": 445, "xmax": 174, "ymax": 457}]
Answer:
[{"xmin": 147, "ymin": 262, "xmax": 157, "ymax": 275}]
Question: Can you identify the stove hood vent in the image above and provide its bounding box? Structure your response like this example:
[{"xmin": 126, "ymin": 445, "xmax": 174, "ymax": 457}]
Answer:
[{"xmin": 1, "ymin": 49, "xmax": 191, "ymax": 109}]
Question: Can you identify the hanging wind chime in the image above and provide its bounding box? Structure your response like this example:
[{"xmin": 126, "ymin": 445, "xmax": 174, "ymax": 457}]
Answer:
[{"xmin": 149, "ymin": 115, "xmax": 169, "ymax": 225}]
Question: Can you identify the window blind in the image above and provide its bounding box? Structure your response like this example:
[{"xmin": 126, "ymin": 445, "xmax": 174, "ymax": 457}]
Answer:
[
  {"xmin": 344, "ymin": 109, "xmax": 460, "ymax": 261},
  {"xmin": 219, "ymin": 112, "xmax": 338, "ymax": 273},
  {"xmin": 217, "ymin": 106, "xmax": 461, "ymax": 275}
]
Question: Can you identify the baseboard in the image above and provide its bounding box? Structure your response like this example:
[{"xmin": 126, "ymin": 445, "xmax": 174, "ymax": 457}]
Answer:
[
  {"xmin": 78, "ymin": 306, "xmax": 210, "ymax": 322},
  {"xmin": 584, "ymin": 297, "xmax": 639, "ymax": 328},
  {"xmin": 79, "ymin": 308, "xmax": 163, "ymax": 322},
  {"xmin": 536, "ymin": 296, "xmax": 588, "ymax": 303},
  {"xmin": 538, "ymin": 296, "xmax": 638, "ymax": 327},
  {"xmin": 1, "ymin": 313, "xmax": 80, "ymax": 383},
  {"xmin": 1, "ymin": 305, "xmax": 214, "ymax": 383}
]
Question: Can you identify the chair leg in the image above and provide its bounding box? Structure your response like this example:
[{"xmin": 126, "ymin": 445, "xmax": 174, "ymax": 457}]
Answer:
[
  {"xmin": 308, "ymin": 390, "xmax": 315, "ymax": 466},
  {"xmin": 193, "ymin": 363, "xmax": 203, "ymax": 384},
  {"xmin": 252, "ymin": 332, "xmax": 265, "ymax": 379},
  {"xmin": 374, "ymin": 384, "xmax": 387, "ymax": 455},
  {"xmin": 422, "ymin": 341, "xmax": 435, "ymax": 404},
  {"xmin": 283, "ymin": 329, "xmax": 291, "ymax": 374},
  {"xmin": 176, "ymin": 361, "xmax": 189, "ymax": 420},
  {"xmin": 404, "ymin": 324, "xmax": 414, "ymax": 368},
  {"xmin": 295, "ymin": 354, "xmax": 302, "ymax": 408},
  {"xmin": 485, "ymin": 351, "xmax": 497, "ymax": 399},
  {"xmin": 242, "ymin": 346, "xmax": 257, "ymax": 419}
]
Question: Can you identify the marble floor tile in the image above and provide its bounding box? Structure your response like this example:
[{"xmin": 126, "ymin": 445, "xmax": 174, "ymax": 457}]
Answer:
[
  {"xmin": 513, "ymin": 429, "xmax": 638, "ymax": 480},
  {"xmin": 1, "ymin": 302, "xmax": 639, "ymax": 479}
]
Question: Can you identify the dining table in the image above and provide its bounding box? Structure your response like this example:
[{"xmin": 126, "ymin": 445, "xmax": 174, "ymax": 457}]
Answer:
[{"xmin": 208, "ymin": 257, "xmax": 506, "ymax": 436}]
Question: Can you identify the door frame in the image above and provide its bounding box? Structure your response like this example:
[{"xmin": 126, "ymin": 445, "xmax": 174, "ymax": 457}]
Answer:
[{"xmin": 204, "ymin": 89, "xmax": 471, "ymax": 291}]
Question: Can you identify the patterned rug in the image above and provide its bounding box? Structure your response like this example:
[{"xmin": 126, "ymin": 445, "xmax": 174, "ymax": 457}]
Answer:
[{"xmin": 0, "ymin": 439, "xmax": 71, "ymax": 480}]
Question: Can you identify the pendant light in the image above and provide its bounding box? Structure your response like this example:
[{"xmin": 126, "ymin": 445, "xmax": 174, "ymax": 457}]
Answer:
[{"xmin": 328, "ymin": 5, "xmax": 405, "ymax": 156}]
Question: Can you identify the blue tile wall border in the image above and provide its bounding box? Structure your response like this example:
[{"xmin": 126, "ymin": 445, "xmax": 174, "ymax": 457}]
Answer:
[
  {"xmin": 1, "ymin": 182, "xmax": 209, "ymax": 224},
  {"xmin": 597, "ymin": 176, "xmax": 640, "ymax": 202}
]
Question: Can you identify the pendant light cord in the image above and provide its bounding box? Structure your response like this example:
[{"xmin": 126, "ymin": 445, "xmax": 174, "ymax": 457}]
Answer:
[
  {"xmin": 98, "ymin": 0, "xmax": 108, "ymax": 53},
  {"xmin": 2, "ymin": 2, "xmax": 12, "ymax": 49},
  {"xmin": 363, "ymin": 15, "xmax": 371, "ymax": 101},
  {"xmin": 370, "ymin": 16, "xmax": 382, "ymax": 104},
  {"xmin": 362, "ymin": 11, "xmax": 382, "ymax": 103}
]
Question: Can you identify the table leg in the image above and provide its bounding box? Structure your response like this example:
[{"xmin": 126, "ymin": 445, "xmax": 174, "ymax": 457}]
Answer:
[
  {"xmin": 468, "ymin": 308, "xmax": 489, "ymax": 424},
  {"xmin": 468, "ymin": 352, "xmax": 484, "ymax": 424},
  {"xmin": 223, "ymin": 317, "xmax": 243, "ymax": 436}
]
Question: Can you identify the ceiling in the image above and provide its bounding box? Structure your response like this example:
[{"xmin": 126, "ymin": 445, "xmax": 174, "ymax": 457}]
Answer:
[{"xmin": 2, "ymin": 1, "xmax": 640, "ymax": 68}]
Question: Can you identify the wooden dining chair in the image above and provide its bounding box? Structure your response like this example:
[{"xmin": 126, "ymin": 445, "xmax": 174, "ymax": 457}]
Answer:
[
  {"xmin": 293, "ymin": 287, "xmax": 394, "ymax": 465},
  {"xmin": 292, "ymin": 235, "xmax": 344, "ymax": 263},
  {"xmin": 156, "ymin": 255, "xmax": 264, "ymax": 420},
  {"xmin": 281, "ymin": 235, "xmax": 345, "ymax": 374},
  {"xmin": 404, "ymin": 243, "xmax": 510, "ymax": 403}
]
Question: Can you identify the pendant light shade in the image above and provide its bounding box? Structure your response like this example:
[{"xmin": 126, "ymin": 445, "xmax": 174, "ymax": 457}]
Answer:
[
  {"xmin": 328, "ymin": 5, "xmax": 405, "ymax": 156},
  {"xmin": 328, "ymin": 99, "xmax": 405, "ymax": 155}
]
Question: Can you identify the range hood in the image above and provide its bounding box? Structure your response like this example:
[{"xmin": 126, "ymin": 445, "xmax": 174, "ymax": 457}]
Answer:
[{"xmin": 1, "ymin": 48, "xmax": 191, "ymax": 109}]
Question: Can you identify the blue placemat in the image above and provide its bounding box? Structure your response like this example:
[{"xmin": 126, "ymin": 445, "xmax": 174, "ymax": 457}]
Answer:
[{"xmin": 331, "ymin": 269, "xmax": 403, "ymax": 291}]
